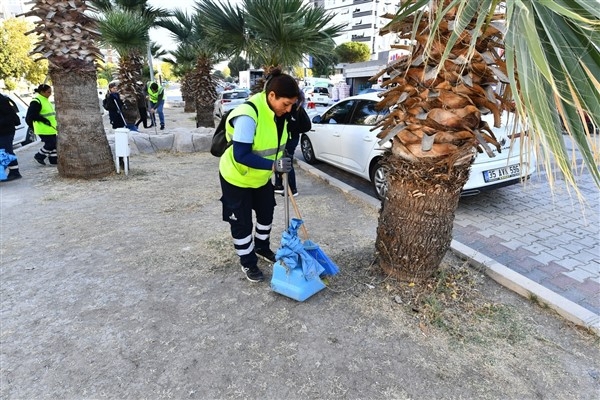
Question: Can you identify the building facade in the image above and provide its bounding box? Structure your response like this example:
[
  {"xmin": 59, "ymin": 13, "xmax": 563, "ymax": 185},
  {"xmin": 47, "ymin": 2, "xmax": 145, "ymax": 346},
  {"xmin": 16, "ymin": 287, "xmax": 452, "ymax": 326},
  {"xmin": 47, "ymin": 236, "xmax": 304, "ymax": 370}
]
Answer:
[
  {"xmin": 0, "ymin": 0, "xmax": 27, "ymax": 19},
  {"xmin": 309, "ymin": 0, "xmax": 401, "ymax": 57}
]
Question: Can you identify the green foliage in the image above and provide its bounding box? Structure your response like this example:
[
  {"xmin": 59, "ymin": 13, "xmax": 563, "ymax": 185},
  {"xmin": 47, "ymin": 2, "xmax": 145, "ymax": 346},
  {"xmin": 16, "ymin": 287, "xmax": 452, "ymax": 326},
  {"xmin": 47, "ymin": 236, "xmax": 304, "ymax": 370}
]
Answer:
[
  {"xmin": 228, "ymin": 56, "xmax": 250, "ymax": 78},
  {"xmin": 3, "ymin": 80, "xmax": 17, "ymax": 91},
  {"xmin": 334, "ymin": 42, "xmax": 371, "ymax": 63},
  {"xmin": 97, "ymin": 62, "xmax": 118, "ymax": 82},
  {"xmin": 0, "ymin": 18, "xmax": 48, "ymax": 86},
  {"xmin": 212, "ymin": 70, "xmax": 225, "ymax": 79},
  {"xmin": 97, "ymin": 78, "xmax": 109, "ymax": 88},
  {"xmin": 311, "ymin": 53, "xmax": 339, "ymax": 77},
  {"xmin": 196, "ymin": 0, "xmax": 346, "ymax": 69},
  {"xmin": 160, "ymin": 62, "xmax": 173, "ymax": 81}
]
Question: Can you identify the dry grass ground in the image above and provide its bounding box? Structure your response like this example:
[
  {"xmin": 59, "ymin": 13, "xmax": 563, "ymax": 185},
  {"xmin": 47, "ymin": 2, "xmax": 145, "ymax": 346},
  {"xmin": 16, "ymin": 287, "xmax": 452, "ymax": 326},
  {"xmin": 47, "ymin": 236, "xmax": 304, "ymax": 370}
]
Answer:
[{"xmin": 1, "ymin": 105, "xmax": 598, "ymax": 399}]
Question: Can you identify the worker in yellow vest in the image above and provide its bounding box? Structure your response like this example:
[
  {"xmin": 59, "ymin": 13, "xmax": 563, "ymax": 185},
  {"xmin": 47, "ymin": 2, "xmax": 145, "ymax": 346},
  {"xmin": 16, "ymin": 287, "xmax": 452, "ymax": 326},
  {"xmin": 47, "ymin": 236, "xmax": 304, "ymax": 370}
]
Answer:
[
  {"xmin": 219, "ymin": 68, "xmax": 299, "ymax": 282},
  {"xmin": 26, "ymin": 84, "xmax": 58, "ymax": 165},
  {"xmin": 147, "ymin": 81, "xmax": 165, "ymax": 130}
]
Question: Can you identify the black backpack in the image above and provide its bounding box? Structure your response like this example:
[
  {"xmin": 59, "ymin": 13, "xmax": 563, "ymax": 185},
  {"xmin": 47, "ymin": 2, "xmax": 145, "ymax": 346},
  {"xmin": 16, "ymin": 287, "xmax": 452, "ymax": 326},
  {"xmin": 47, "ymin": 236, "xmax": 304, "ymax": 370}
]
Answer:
[{"xmin": 211, "ymin": 101, "xmax": 258, "ymax": 157}]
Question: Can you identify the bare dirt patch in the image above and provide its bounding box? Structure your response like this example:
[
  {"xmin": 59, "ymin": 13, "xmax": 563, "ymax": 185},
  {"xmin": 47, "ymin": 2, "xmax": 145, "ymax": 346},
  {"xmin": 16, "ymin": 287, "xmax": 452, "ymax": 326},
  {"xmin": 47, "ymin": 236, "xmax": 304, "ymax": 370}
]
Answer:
[{"xmin": 1, "ymin": 106, "xmax": 598, "ymax": 399}]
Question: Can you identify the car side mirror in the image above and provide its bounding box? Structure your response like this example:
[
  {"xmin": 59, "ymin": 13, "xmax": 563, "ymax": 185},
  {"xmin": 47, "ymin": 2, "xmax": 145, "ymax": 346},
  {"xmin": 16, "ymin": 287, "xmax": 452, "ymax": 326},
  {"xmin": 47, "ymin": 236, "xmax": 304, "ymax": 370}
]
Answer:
[{"xmin": 312, "ymin": 115, "xmax": 322, "ymax": 124}]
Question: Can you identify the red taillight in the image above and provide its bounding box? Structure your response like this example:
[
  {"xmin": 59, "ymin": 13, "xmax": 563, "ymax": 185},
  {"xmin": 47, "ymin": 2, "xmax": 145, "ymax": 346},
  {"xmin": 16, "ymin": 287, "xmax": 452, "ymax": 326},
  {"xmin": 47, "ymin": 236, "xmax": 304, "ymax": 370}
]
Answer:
[{"xmin": 221, "ymin": 99, "xmax": 231, "ymax": 104}]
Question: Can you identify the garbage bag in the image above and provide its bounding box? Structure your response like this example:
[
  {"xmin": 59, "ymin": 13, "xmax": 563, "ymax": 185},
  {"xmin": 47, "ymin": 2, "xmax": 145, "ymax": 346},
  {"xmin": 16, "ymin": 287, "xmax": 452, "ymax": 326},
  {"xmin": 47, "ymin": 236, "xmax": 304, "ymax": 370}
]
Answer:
[
  {"xmin": 0, "ymin": 149, "xmax": 17, "ymax": 180},
  {"xmin": 275, "ymin": 218, "xmax": 324, "ymax": 280}
]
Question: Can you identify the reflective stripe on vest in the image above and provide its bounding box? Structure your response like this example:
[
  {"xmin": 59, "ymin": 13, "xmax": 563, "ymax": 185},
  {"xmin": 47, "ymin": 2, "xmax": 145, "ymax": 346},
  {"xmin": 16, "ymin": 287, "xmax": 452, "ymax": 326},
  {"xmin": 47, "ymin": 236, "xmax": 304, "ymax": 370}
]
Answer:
[
  {"xmin": 32, "ymin": 95, "xmax": 57, "ymax": 135},
  {"xmin": 219, "ymin": 92, "xmax": 288, "ymax": 188}
]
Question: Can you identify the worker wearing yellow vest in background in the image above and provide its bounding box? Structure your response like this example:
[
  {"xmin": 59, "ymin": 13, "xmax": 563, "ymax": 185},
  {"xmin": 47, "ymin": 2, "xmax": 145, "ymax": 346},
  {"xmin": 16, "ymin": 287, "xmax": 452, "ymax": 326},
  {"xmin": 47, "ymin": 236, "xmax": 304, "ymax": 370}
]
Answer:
[
  {"xmin": 147, "ymin": 81, "xmax": 165, "ymax": 130},
  {"xmin": 26, "ymin": 84, "xmax": 58, "ymax": 165},
  {"xmin": 219, "ymin": 68, "xmax": 299, "ymax": 283}
]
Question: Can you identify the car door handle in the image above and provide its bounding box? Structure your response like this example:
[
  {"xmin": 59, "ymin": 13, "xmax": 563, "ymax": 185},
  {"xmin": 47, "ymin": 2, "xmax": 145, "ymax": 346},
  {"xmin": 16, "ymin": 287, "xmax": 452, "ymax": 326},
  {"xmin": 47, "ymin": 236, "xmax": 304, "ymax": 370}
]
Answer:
[{"xmin": 363, "ymin": 136, "xmax": 372, "ymax": 141}]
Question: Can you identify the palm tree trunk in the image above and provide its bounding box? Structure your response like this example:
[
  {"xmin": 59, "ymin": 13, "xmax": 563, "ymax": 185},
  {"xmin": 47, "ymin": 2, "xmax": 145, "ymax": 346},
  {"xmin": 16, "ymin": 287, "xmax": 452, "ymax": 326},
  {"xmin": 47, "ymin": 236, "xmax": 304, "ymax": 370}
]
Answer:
[
  {"xmin": 53, "ymin": 67, "xmax": 115, "ymax": 178},
  {"xmin": 376, "ymin": 153, "xmax": 471, "ymax": 281}
]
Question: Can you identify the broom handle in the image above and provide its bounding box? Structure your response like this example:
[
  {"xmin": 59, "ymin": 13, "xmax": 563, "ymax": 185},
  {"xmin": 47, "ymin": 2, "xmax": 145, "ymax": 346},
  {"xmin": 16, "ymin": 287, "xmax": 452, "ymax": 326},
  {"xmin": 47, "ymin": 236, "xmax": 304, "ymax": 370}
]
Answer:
[{"xmin": 287, "ymin": 184, "xmax": 310, "ymax": 241}]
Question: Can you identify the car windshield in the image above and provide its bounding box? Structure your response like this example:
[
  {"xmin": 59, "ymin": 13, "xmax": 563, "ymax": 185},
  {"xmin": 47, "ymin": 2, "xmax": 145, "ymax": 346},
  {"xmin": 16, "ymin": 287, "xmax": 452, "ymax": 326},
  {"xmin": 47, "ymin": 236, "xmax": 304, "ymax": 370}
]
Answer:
[{"xmin": 223, "ymin": 91, "xmax": 249, "ymax": 100}]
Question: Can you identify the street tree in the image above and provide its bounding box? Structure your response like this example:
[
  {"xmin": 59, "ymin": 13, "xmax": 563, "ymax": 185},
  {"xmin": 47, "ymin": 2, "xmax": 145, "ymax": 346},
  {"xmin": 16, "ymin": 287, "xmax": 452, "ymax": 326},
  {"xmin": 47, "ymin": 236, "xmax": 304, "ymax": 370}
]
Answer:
[
  {"xmin": 196, "ymin": 0, "xmax": 346, "ymax": 91},
  {"xmin": 158, "ymin": 8, "xmax": 221, "ymax": 127},
  {"xmin": 162, "ymin": 44, "xmax": 197, "ymax": 112},
  {"xmin": 228, "ymin": 56, "xmax": 250, "ymax": 80},
  {"xmin": 21, "ymin": 0, "xmax": 114, "ymax": 179},
  {"xmin": 372, "ymin": 0, "xmax": 599, "ymax": 281},
  {"xmin": 0, "ymin": 18, "xmax": 48, "ymax": 89},
  {"xmin": 91, "ymin": 0, "xmax": 169, "ymax": 126},
  {"xmin": 335, "ymin": 42, "xmax": 371, "ymax": 63},
  {"xmin": 311, "ymin": 53, "xmax": 339, "ymax": 78}
]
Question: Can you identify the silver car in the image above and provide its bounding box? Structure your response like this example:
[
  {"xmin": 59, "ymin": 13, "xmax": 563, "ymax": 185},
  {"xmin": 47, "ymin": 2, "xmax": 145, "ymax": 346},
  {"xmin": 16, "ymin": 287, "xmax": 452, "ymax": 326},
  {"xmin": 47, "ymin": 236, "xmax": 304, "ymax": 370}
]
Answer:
[{"xmin": 213, "ymin": 89, "xmax": 251, "ymax": 118}]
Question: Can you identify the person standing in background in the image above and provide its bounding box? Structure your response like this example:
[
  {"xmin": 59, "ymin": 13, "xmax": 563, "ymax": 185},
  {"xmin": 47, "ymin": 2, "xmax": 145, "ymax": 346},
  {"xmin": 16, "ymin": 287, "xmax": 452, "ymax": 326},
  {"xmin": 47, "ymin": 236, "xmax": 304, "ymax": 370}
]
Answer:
[
  {"xmin": 135, "ymin": 82, "xmax": 153, "ymax": 129},
  {"xmin": 0, "ymin": 93, "xmax": 23, "ymax": 181},
  {"xmin": 26, "ymin": 84, "xmax": 58, "ymax": 166},
  {"xmin": 147, "ymin": 82, "xmax": 165, "ymax": 130},
  {"xmin": 105, "ymin": 82, "xmax": 126, "ymax": 130}
]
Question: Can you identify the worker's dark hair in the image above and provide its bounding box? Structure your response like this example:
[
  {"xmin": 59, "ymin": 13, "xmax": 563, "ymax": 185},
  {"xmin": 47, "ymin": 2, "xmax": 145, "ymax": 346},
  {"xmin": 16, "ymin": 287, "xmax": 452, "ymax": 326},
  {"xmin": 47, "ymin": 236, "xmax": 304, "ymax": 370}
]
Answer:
[
  {"xmin": 264, "ymin": 68, "xmax": 299, "ymax": 99},
  {"xmin": 34, "ymin": 84, "xmax": 51, "ymax": 93},
  {"xmin": 150, "ymin": 82, "xmax": 158, "ymax": 91}
]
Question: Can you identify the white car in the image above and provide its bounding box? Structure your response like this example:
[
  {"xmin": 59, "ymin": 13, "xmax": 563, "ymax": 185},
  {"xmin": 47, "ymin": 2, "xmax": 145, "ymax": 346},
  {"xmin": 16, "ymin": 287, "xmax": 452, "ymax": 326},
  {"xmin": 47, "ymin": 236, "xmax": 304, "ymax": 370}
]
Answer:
[
  {"xmin": 6, "ymin": 93, "xmax": 37, "ymax": 147},
  {"xmin": 300, "ymin": 93, "xmax": 536, "ymax": 200},
  {"xmin": 213, "ymin": 89, "xmax": 251, "ymax": 118},
  {"xmin": 303, "ymin": 86, "xmax": 330, "ymax": 106}
]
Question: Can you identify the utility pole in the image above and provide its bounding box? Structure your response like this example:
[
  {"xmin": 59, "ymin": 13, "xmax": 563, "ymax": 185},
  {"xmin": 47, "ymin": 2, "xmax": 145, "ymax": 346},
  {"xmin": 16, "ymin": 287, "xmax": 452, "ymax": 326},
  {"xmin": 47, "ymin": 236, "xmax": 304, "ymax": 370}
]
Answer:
[{"xmin": 147, "ymin": 43, "xmax": 154, "ymax": 82}]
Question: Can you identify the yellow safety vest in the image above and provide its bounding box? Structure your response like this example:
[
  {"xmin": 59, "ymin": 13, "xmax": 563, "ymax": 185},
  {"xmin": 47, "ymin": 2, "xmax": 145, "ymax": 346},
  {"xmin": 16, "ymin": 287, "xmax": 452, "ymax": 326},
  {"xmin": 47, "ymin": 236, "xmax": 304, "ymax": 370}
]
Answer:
[
  {"xmin": 32, "ymin": 94, "xmax": 57, "ymax": 135},
  {"xmin": 147, "ymin": 83, "xmax": 164, "ymax": 103},
  {"xmin": 219, "ymin": 92, "xmax": 287, "ymax": 188}
]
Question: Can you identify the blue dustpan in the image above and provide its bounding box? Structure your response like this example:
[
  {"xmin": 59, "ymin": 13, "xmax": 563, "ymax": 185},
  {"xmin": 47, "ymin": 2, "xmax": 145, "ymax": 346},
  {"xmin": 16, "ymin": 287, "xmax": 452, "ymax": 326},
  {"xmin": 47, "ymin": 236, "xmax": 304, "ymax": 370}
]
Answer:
[
  {"xmin": 304, "ymin": 239, "xmax": 339, "ymax": 276},
  {"xmin": 271, "ymin": 260, "xmax": 326, "ymax": 302},
  {"xmin": 270, "ymin": 217, "xmax": 326, "ymax": 302}
]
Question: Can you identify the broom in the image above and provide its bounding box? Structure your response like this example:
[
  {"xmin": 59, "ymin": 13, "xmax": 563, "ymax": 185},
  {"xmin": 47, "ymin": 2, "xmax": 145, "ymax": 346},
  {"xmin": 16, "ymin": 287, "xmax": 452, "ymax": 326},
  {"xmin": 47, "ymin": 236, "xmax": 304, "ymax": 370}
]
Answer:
[{"xmin": 286, "ymin": 182, "xmax": 339, "ymax": 277}]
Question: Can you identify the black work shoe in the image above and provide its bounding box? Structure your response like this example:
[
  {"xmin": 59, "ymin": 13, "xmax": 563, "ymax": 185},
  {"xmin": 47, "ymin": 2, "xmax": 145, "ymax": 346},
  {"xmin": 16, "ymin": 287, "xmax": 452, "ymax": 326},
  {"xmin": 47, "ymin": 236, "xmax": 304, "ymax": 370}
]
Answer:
[
  {"xmin": 256, "ymin": 248, "xmax": 276, "ymax": 263},
  {"xmin": 160, "ymin": 124, "xmax": 165, "ymax": 130},
  {"xmin": 34, "ymin": 153, "xmax": 46, "ymax": 165},
  {"xmin": 241, "ymin": 265, "xmax": 264, "ymax": 282},
  {"xmin": 273, "ymin": 185, "xmax": 284, "ymax": 194},
  {"xmin": 4, "ymin": 172, "xmax": 22, "ymax": 181}
]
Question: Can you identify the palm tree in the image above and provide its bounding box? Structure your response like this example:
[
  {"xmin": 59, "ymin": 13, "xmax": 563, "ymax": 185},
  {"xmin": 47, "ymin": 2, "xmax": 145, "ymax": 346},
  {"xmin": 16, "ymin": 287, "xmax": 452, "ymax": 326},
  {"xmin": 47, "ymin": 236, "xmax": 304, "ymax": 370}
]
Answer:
[
  {"xmin": 158, "ymin": 9, "xmax": 221, "ymax": 127},
  {"xmin": 91, "ymin": 0, "xmax": 169, "ymax": 126},
  {"xmin": 196, "ymin": 0, "xmax": 346, "ymax": 88},
  {"xmin": 372, "ymin": 0, "xmax": 599, "ymax": 281},
  {"xmin": 162, "ymin": 45, "xmax": 197, "ymax": 113},
  {"xmin": 22, "ymin": 0, "xmax": 115, "ymax": 178}
]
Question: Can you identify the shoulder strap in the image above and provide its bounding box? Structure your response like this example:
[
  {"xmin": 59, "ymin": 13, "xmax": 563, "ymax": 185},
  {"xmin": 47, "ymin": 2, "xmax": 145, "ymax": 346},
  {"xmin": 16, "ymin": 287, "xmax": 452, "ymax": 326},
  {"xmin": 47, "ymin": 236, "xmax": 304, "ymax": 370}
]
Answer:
[{"xmin": 244, "ymin": 100, "xmax": 258, "ymax": 117}]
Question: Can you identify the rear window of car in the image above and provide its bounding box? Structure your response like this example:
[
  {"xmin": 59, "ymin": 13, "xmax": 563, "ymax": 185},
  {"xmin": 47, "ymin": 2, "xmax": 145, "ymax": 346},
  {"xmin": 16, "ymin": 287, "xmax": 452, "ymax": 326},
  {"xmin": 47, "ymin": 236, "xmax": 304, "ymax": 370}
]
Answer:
[{"xmin": 223, "ymin": 91, "xmax": 249, "ymax": 100}]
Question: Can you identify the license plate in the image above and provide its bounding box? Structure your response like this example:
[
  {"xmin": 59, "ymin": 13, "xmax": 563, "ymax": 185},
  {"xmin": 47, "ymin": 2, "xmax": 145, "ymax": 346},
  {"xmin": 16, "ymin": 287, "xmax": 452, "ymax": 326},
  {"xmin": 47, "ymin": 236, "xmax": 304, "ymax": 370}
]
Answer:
[{"xmin": 483, "ymin": 164, "xmax": 521, "ymax": 182}]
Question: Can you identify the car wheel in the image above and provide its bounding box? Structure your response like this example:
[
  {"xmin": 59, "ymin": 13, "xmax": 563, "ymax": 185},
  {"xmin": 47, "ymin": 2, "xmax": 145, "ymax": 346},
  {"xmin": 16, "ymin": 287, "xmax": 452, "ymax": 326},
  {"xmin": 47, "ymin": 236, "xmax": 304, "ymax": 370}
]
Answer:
[
  {"xmin": 300, "ymin": 135, "xmax": 318, "ymax": 165},
  {"xmin": 22, "ymin": 127, "xmax": 38, "ymax": 145},
  {"xmin": 370, "ymin": 160, "xmax": 388, "ymax": 200}
]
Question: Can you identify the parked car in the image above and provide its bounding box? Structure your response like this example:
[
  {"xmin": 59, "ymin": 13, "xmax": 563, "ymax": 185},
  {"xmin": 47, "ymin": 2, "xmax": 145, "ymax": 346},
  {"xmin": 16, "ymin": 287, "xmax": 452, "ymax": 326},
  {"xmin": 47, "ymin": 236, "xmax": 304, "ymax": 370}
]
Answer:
[
  {"xmin": 303, "ymin": 86, "xmax": 330, "ymax": 106},
  {"xmin": 300, "ymin": 93, "xmax": 536, "ymax": 200},
  {"xmin": 213, "ymin": 89, "xmax": 251, "ymax": 118},
  {"xmin": 6, "ymin": 93, "xmax": 37, "ymax": 146}
]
